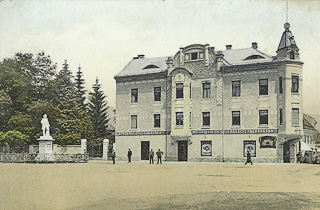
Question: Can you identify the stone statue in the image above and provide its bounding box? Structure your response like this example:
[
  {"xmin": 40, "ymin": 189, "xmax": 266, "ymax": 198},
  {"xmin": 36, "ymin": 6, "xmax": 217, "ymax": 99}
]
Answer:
[{"xmin": 41, "ymin": 114, "xmax": 50, "ymax": 137}]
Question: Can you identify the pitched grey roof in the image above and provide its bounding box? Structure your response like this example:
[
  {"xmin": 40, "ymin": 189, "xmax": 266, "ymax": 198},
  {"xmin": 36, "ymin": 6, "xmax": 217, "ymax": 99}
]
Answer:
[
  {"xmin": 221, "ymin": 48, "xmax": 273, "ymax": 66},
  {"xmin": 115, "ymin": 56, "xmax": 168, "ymax": 78},
  {"xmin": 277, "ymin": 23, "xmax": 297, "ymax": 51}
]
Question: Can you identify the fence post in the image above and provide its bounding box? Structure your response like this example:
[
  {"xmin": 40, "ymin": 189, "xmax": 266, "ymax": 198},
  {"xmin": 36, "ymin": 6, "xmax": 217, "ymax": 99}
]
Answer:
[
  {"xmin": 29, "ymin": 145, "xmax": 34, "ymax": 154},
  {"xmin": 103, "ymin": 139, "xmax": 109, "ymax": 161},
  {"xmin": 81, "ymin": 139, "xmax": 87, "ymax": 154}
]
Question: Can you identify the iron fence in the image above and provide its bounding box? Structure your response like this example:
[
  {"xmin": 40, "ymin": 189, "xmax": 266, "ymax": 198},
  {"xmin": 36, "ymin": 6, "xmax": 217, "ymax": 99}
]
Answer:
[{"xmin": 0, "ymin": 153, "xmax": 89, "ymax": 163}]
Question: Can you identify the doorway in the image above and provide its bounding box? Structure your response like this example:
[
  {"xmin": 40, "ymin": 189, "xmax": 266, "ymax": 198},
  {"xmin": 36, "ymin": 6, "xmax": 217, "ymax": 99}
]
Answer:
[
  {"xmin": 178, "ymin": 141, "xmax": 188, "ymax": 161},
  {"xmin": 283, "ymin": 142, "xmax": 290, "ymax": 163},
  {"xmin": 141, "ymin": 141, "xmax": 150, "ymax": 160}
]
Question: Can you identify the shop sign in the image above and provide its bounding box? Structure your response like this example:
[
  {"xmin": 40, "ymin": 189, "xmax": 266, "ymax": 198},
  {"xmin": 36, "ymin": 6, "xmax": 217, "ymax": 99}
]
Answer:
[
  {"xmin": 201, "ymin": 141, "xmax": 212, "ymax": 156},
  {"xmin": 259, "ymin": 136, "xmax": 276, "ymax": 148},
  {"xmin": 244, "ymin": 140, "xmax": 256, "ymax": 157}
]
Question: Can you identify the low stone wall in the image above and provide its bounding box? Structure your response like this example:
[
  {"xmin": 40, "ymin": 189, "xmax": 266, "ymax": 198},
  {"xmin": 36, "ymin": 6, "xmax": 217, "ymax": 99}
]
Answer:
[{"xmin": 29, "ymin": 144, "xmax": 83, "ymax": 155}]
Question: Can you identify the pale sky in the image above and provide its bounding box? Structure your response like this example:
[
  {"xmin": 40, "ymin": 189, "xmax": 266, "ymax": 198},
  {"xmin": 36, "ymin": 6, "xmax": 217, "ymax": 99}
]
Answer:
[{"xmin": 1, "ymin": 0, "xmax": 320, "ymax": 118}]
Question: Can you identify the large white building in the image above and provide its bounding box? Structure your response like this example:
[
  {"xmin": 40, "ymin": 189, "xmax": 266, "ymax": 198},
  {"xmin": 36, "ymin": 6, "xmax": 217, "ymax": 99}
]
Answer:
[{"xmin": 114, "ymin": 23, "xmax": 304, "ymax": 163}]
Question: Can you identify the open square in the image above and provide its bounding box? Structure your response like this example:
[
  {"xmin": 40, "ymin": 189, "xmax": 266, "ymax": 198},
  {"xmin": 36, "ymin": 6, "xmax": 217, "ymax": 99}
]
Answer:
[{"xmin": 1, "ymin": 161, "xmax": 320, "ymax": 210}]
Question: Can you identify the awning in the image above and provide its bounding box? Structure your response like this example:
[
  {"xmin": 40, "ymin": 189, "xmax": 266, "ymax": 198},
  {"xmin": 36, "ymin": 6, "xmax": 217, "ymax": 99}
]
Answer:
[{"xmin": 301, "ymin": 141, "xmax": 312, "ymax": 151}]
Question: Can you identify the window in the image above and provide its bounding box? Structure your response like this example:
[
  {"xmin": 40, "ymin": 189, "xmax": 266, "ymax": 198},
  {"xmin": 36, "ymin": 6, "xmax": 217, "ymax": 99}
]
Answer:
[
  {"xmin": 191, "ymin": 52, "xmax": 198, "ymax": 60},
  {"xmin": 280, "ymin": 109, "xmax": 283, "ymax": 125},
  {"xmin": 190, "ymin": 83, "xmax": 192, "ymax": 99},
  {"xmin": 244, "ymin": 55, "xmax": 265, "ymax": 60},
  {"xmin": 154, "ymin": 114, "xmax": 160, "ymax": 128},
  {"xmin": 232, "ymin": 81, "xmax": 241, "ymax": 97},
  {"xmin": 190, "ymin": 112, "xmax": 192, "ymax": 128},
  {"xmin": 232, "ymin": 111, "xmax": 240, "ymax": 126},
  {"xmin": 176, "ymin": 83, "xmax": 183, "ymax": 99},
  {"xmin": 259, "ymin": 79, "xmax": 268, "ymax": 95},
  {"xmin": 203, "ymin": 82, "xmax": 211, "ymax": 98},
  {"xmin": 279, "ymin": 77, "xmax": 283, "ymax": 94},
  {"xmin": 131, "ymin": 89, "xmax": 138, "ymax": 103},
  {"xmin": 176, "ymin": 112, "xmax": 183, "ymax": 126},
  {"xmin": 291, "ymin": 76, "xmax": 299, "ymax": 93},
  {"xmin": 131, "ymin": 115, "xmax": 137, "ymax": 129},
  {"xmin": 202, "ymin": 112, "xmax": 210, "ymax": 126},
  {"xmin": 154, "ymin": 87, "xmax": 161, "ymax": 101},
  {"xmin": 143, "ymin": 65, "xmax": 159, "ymax": 70},
  {"xmin": 292, "ymin": 108, "xmax": 299, "ymax": 125},
  {"xmin": 259, "ymin": 110, "xmax": 268, "ymax": 125},
  {"xmin": 201, "ymin": 141, "xmax": 212, "ymax": 156},
  {"xmin": 290, "ymin": 51, "xmax": 295, "ymax": 60}
]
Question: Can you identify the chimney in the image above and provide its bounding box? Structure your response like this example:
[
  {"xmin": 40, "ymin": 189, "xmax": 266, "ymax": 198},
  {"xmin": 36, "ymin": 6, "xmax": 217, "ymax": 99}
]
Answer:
[
  {"xmin": 179, "ymin": 47, "xmax": 184, "ymax": 66},
  {"xmin": 166, "ymin": 57, "xmax": 173, "ymax": 68},
  {"xmin": 226, "ymin": 45, "xmax": 232, "ymax": 50},
  {"xmin": 205, "ymin": 44, "xmax": 209, "ymax": 67},
  {"xmin": 252, "ymin": 42, "xmax": 258, "ymax": 49},
  {"xmin": 137, "ymin": 54, "xmax": 145, "ymax": 59},
  {"xmin": 216, "ymin": 51, "xmax": 224, "ymax": 71}
]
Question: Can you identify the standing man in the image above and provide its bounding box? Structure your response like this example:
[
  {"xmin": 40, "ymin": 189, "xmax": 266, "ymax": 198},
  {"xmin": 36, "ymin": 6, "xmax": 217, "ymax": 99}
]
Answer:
[
  {"xmin": 127, "ymin": 148, "xmax": 132, "ymax": 163},
  {"xmin": 245, "ymin": 149, "xmax": 253, "ymax": 165},
  {"xmin": 112, "ymin": 150, "xmax": 116, "ymax": 164},
  {"xmin": 156, "ymin": 149, "xmax": 163, "ymax": 164},
  {"xmin": 149, "ymin": 149, "xmax": 154, "ymax": 164}
]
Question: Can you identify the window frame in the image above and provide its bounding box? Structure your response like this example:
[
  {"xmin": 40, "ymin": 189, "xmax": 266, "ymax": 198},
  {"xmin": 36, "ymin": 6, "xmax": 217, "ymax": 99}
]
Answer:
[
  {"xmin": 232, "ymin": 111, "xmax": 241, "ymax": 126},
  {"xmin": 259, "ymin": 110, "xmax": 268, "ymax": 125},
  {"xmin": 202, "ymin": 82, "xmax": 211, "ymax": 98},
  {"xmin": 176, "ymin": 83, "xmax": 184, "ymax": 99},
  {"xmin": 232, "ymin": 80, "xmax": 241, "ymax": 97},
  {"xmin": 291, "ymin": 108, "xmax": 299, "ymax": 126},
  {"xmin": 131, "ymin": 88, "xmax": 138, "ymax": 103},
  {"xmin": 291, "ymin": 75, "xmax": 299, "ymax": 94},
  {"xmin": 176, "ymin": 112, "xmax": 184, "ymax": 126},
  {"xmin": 279, "ymin": 108, "xmax": 283, "ymax": 125},
  {"xmin": 154, "ymin": 114, "xmax": 161, "ymax": 128},
  {"xmin": 131, "ymin": 115, "xmax": 137, "ymax": 129},
  {"xmin": 259, "ymin": 79, "xmax": 268, "ymax": 96},
  {"xmin": 154, "ymin": 87, "xmax": 161, "ymax": 101},
  {"xmin": 202, "ymin": 112, "xmax": 210, "ymax": 127}
]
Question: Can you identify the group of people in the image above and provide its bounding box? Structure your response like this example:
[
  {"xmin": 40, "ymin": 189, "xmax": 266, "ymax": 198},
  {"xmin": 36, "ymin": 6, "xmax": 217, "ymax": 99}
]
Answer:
[
  {"xmin": 111, "ymin": 148, "xmax": 253, "ymax": 165},
  {"xmin": 111, "ymin": 148, "xmax": 164, "ymax": 164}
]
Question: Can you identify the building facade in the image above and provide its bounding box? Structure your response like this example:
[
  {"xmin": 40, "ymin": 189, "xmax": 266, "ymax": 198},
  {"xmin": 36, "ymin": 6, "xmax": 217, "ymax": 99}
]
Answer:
[{"xmin": 114, "ymin": 23, "xmax": 304, "ymax": 163}]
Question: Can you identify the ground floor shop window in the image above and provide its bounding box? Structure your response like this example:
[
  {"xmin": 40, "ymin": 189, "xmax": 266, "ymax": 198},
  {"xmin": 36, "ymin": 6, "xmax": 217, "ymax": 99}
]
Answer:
[
  {"xmin": 243, "ymin": 140, "xmax": 256, "ymax": 157},
  {"xmin": 201, "ymin": 141, "xmax": 212, "ymax": 156}
]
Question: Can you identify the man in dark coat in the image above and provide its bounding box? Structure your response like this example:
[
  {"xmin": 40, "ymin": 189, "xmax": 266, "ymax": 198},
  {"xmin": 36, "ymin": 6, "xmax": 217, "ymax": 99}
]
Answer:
[
  {"xmin": 127, "ymin": 148, "xmax": 132, "ymax": 163},
  {"xmin": 149, "ymin": 149, "xmax": 154, "ymax": 164},
  {"xmin": 112, "ymin": 150, "xmax": 116, "ymax": 164},
  {"xmin": 156, "ymin": 149, "xmax": 163, "ymax": 164},
  {"xmin": 245, "ymin": 149, "xmax": 253, "ymax": 165}
]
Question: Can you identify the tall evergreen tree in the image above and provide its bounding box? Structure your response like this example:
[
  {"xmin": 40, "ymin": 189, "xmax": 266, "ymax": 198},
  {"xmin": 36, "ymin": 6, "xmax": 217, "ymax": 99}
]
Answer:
[
  {"xmin": 88, "ymin": 78, "xmax": 109, "ymax": 138},
  {"xmin": 75, "ymin": 65, "xmax": 86, "ymax": 107}
]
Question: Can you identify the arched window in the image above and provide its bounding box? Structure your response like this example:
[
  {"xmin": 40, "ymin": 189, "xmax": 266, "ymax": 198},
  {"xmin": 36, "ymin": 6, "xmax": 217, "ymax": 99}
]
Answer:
[
  {"xmin": 290, "ymin": 51, "xmax": 295, "ymax": 60},
  {"xmin": 143, "ymin": 65, "xmax": 159, "ymax": 70},
  {"xmin": 244, "ymin": 55, "xmax": 265, "ymax": 60}
]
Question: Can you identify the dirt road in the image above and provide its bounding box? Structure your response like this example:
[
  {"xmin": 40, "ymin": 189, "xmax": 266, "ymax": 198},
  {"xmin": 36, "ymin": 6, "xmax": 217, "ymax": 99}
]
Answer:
[{"xmin": 0, "ymin": 161, "xmax": 319, "ymax": 209}]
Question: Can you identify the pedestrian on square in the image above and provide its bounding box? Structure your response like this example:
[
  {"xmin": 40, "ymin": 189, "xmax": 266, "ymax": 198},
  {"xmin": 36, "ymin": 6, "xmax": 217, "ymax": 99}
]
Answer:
[
  {"xmin": 245, "ymin": 149, "xmax": 253, "ymax": 165},
  {"xmin": 149, "ymin": 149, "xmax": 154, "ymax": 164},
  {"xmin": 296, "ymin": 151, "xmax": 302, "ymax": 164},
  {"xmin": 112, "ymin": 150, "xmax": 116, "ymax": 164},
  {"xmin": 127, "ymin": 148, "xmax": 132, "ymax": 163},
  {"xmin": 156, "ymin": 149, "xmax": 163, "ymax": 164}
]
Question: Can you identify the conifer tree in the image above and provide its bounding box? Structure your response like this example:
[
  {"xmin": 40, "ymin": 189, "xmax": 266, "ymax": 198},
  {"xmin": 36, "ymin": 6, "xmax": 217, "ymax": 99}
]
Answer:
[
  {"xmin": 88, "ymin": 78, "xmax": 109, "ymax": 138},
  {"xmin": 75, "ymin": 65, "xmax": 86, "ymax": 108}
]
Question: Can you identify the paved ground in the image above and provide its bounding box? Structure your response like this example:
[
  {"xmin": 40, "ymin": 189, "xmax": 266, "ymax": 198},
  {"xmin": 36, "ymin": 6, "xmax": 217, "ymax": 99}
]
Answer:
[{"xmin": 0, "ymin": 160, "xmax": 320, "ymax": 210}]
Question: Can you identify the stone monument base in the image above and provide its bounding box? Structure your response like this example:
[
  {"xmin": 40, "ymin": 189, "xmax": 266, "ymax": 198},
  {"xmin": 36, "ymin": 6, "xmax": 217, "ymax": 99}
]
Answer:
[{"xmin": 35, "ymin": 153, "xmax": 55, "ymax": 162}]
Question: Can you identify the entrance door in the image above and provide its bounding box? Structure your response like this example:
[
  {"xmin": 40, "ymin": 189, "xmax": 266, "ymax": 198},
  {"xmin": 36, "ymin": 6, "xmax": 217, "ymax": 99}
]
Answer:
[
  {"xmin": 141, "ymin": 141, "xmax": 150, "ymax": 160},
  {"xmin": 178, "ymin": 141, "xmax": 188, "ymax": 161},
  {"xmin": 283, "ymin": 142, "xmax": 290, "ymax": 163}
]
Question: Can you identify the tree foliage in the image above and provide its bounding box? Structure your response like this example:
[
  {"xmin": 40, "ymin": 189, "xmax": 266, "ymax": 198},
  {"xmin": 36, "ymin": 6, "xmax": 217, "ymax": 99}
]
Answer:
[
  {"xmin": 0, "ymin": 90, "xmax": 13, "ymax": 132},
  {"xmin": 88, "ymin": 78, "xmax": 109, "ymax": 138},
  {"xmin": 75, "ymin": 65, "xmax": 86, "ymax": 108}
]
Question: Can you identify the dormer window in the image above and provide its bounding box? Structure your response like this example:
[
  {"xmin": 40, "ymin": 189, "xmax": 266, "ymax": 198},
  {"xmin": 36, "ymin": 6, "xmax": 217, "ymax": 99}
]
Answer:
[
  {"xmin": 244, "ymin": 55, "xmax": 265, "ymax": 60},
  {"xmin": 290, "ymin": 51, "xmax": 295, "ymax": 60},
  {"xmin": 143, "ymin": 65, "xmax": 159, "ymax": 70},
  {"xmin": 185, "ymin": 52, "xmax": 204, "ymax": 61}
]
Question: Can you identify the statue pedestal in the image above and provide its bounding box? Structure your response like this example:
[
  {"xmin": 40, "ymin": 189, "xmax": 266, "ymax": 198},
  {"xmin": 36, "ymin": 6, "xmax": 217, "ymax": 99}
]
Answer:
[{"xmin": 35, "ymin": 136, "xmax": 55, "ymax": 162}]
